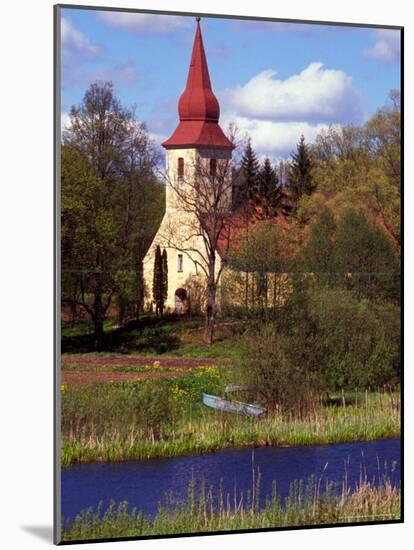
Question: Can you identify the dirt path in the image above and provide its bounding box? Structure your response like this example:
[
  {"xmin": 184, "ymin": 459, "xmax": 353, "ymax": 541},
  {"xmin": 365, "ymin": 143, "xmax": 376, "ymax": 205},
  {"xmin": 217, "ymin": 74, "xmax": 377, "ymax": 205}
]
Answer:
[{"xmin": 61, "ymin": 354, "xmax": 224, "ymax": 386}]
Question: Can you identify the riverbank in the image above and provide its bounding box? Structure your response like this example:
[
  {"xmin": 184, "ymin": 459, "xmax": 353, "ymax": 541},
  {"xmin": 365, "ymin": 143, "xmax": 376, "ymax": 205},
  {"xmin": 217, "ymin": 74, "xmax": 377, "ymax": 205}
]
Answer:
[
  {"xmin": 61, "ymin": 377, "xmax": 400, "ymax": 466},
  {"xmin": 61, "ymin": 476, "xmax": 400, "ymax": 541}
]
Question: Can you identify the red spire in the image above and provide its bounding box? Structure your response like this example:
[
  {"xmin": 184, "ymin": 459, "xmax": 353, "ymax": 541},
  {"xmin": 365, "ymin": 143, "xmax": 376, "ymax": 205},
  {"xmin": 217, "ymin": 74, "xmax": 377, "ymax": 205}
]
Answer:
[
  {"xmin": 178, "ymin": 19, "xmax": 220, "ymax": 122},
  {"xmin": 162, "ymin": 19, "xmax": 234, "ymax": 150}
]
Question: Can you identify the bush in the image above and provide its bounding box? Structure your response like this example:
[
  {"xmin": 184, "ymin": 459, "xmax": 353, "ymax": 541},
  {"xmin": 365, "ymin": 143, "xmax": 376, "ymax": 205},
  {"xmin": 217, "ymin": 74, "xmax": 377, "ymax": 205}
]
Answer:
[
  {"xmin": 306, "ymin": 289, "xmax": 400, "ymax": 389},
  {"xmin": 232, "ymin": 325, "xmax": 321, "ymax": 417}
]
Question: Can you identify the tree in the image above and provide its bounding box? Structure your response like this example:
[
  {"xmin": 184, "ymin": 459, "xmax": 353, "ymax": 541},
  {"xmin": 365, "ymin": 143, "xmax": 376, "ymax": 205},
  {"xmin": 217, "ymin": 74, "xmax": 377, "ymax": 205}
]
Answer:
[
  {"xmin": 298, "ymin": 93, "xmax": 401, "ymax": 249},
  {"xmin": 235, "ymin": 139, "xmax": 260, "ymax": 209},
  {"xmin": 287, "ymin": 135, "xmax": 315, "ymax": 204},
  {"xmin": 333, "ymin": 210, "xmax": 400, "ymax": 302},
  {"xmin": 257, "ymin": 157, "xmax": 283, "ymax": 217},
  {"xmin": 152, "ymin": 245, "xmax": 164, "ymax": 316},
  {"xmin": 227, "ymin": 221, "xmax": 292, "ymax": 315},
  {"xmin": 61, "ymin": 81, "xmax": 162, "ymax": 346},
  {"xmin": 161, "ymin": 249, "xmax": 168, "ymax": 307},
  {"xmin": 160, "ymin": 154, "xmax": 234, "ymax": 344},
  {"xmin": 299, "ymin": 206, "xmax": 337, "ymax": 287}
]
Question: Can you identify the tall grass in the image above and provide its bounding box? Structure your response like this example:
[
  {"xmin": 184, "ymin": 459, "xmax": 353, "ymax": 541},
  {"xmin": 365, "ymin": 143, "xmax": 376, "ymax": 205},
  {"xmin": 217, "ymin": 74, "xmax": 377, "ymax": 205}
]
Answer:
[
  {"xmin": 61, "ymin": 380, "xmax": 400, "ymax": 466},
  {"xmin": 61, "ymin": 473, "xmax": 400, "ymax": 541}
]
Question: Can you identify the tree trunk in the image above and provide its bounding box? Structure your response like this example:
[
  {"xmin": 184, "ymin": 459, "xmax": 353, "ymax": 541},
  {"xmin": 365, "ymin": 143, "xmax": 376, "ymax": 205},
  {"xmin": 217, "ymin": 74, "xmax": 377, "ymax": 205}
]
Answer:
[
  {"xmin": 135, "ymin": 257, "xmax": 144, "ymax": 321},
  {"xmin": 93, "ymin": 293, "xmax": 105, "ymax": 350},
  {"xmin": 204, "ymin": 268, "xmax": 216, "ymax": 346}
]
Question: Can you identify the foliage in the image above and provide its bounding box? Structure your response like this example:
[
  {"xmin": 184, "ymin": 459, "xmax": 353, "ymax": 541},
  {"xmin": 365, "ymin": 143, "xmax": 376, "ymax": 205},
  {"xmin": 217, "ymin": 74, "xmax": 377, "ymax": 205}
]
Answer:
[
  {"xmin": 257, "ymin": 157, "xmax": 283, "ymax": 216},
  {"xmin": 162, "ymin": 249, "xmax": 168, "ymax": 304},
  {"xmin": 298, "ymin": 92, "xmax": 400, "ymax": 248},
  {"xmin": 333, "ymin": 210, "xmax": 400, "ymax": 302},
  {"xmin": 152, "ymin": 245, "xmax": 164, "ymax": 315},
  {"xmin": 61, "ymin": 81, "xmax": 164, "ymax": 346},
  {"xmin": 298, "ymin": 206, "xmax": 337, "ymax": 286},
  {"xmin": 234, "ymin": 138, "xmax": 260, "ymax": 209},
  {"xmin": 287, "ymin": 135, "xmax": 315, "ymax": 204},
  {"xmin": 305, "ymin": 289, "xmax": 400, "ymax": 389}
]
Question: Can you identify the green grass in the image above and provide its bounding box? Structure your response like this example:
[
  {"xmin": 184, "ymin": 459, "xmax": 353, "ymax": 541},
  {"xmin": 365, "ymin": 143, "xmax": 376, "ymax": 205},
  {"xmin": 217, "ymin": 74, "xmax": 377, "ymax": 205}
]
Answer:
[
  {"xmin": 62, "ymin": 315, "xmax": 245, "ymax": 357},
  {"xmin": 62, "ymin": 319, "xmax": 118, "ymax": 338},
  {"xmin": 61, "ymin": 475, "xmax": 400, "ymax": 541},
  {"xmin": 61, "ymin": 374, "xmax": 400, "ymax": 466}
]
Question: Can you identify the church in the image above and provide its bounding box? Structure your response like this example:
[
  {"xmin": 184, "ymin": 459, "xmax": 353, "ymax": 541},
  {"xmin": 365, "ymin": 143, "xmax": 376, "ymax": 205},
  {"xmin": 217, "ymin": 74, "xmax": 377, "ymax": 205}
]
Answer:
[{"xmin": 144, "ymin": 18, "xmax": 235, "ymax": 314}]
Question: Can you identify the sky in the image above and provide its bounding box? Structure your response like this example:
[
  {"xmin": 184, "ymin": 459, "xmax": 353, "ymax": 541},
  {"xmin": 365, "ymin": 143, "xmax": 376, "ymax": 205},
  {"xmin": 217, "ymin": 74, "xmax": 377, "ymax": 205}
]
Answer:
[{"xmin": 60, "ymin": 7, "xmax": 401, "ymax": 161}]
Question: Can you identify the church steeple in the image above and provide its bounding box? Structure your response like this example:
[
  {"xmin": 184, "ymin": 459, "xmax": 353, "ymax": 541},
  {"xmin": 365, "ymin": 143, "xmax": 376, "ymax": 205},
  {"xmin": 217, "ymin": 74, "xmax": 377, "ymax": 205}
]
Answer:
[{"xmin": 162, "ymin": 18, "xmax": 234, "ymax": 150}]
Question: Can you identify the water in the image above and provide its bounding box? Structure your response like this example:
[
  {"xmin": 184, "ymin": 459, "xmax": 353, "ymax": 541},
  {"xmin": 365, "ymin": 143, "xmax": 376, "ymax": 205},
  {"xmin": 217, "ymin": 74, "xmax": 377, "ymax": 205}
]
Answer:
[{"xmin": 62, "ymin": 438, "xmax": 400, "ymax": 521}]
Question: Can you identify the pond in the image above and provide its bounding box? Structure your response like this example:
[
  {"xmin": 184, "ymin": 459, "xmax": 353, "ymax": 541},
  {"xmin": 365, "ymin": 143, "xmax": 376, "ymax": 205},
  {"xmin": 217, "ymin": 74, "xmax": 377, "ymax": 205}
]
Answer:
[{"xmin": 62, "ymin": 438, "xmax": 400, "ymax": 521}]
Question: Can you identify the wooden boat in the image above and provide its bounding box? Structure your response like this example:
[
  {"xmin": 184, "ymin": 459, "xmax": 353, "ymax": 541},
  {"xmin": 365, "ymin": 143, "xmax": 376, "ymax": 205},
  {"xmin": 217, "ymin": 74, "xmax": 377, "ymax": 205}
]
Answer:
[{"xmin": 202, "ymin": 392, "xmax": 266, "ymax": 416}]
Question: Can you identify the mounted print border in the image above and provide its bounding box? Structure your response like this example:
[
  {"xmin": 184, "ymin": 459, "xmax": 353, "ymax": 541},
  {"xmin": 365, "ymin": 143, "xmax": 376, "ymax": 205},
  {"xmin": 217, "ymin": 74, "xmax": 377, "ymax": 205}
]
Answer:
[{"xmin": 54, "ymin": 3, "xmax": 403, "ymax": 545}]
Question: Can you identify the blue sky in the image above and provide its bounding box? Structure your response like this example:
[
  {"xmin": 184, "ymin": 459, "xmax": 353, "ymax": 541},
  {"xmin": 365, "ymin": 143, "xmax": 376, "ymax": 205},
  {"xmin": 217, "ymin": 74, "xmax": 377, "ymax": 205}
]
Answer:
[{"xmin": 61, "ymin": 7, "xmax": 401, "ymax": 160}]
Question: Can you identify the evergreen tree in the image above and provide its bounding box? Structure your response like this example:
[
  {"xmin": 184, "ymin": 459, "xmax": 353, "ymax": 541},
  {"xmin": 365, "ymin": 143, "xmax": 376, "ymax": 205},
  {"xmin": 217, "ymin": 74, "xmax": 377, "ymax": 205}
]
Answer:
[
  {"xmin": 236, "ymin": 139, "xmax": 260, "ymax": 208},
  {"xmin": 258, "ymin": 157, "xmax": 283, "ymax": 217},
  {"xmin": 161, "ymin": 249, "xmax": 168, "ymax": 306},
  {"xmin": 152, "ymin": 245, "xmax": 164, "ymax": 316},
  {"xmin": 287, "ymin": 135, "xmax": 315, "ymax": 204}
]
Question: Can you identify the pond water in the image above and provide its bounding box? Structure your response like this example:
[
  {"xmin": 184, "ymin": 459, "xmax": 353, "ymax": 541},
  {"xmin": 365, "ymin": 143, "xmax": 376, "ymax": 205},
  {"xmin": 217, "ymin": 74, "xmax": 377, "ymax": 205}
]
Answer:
[{"xmin": 62, "ymin": 438, "xmax": 400, "ymax": 521}]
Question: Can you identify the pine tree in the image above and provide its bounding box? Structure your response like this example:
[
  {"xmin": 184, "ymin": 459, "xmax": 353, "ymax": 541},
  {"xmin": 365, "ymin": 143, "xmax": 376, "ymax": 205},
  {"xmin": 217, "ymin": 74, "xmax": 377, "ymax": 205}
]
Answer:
[
  {"xmin": 152, "ymin": 245, "xmax": 164, "ymax": 316},
  {"xmin": 161, "ymin": 249, "xmax": 168, "ymax": 306},
  {"xmin": 258, "ymin": 157, "xmax": 283, "ymax": 217},
  {"xmin": 287, "ymin": 135, "xmax": 315, "ymax": 204},
  {"xmin": 237, "ymin": 139, "xmax": 260, "ymax": 208}
]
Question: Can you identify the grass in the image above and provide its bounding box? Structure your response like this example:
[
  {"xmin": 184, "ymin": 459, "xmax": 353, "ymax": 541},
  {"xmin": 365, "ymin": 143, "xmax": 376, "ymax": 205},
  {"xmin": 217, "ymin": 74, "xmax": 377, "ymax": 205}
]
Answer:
[
  {"xmin": 61, "ymin": 373, "xmax": 400, "ymax": 466},
  {"xmin": 61, "ymin": 316, "xmax": 400, "ymax": 466},
  {"xmin": 62, "ymin": 315, "xmax": 245, "ymax": 357},
  {"xmin": 61, "ymin": 474, "xmax": 400, "ymax": 541}
]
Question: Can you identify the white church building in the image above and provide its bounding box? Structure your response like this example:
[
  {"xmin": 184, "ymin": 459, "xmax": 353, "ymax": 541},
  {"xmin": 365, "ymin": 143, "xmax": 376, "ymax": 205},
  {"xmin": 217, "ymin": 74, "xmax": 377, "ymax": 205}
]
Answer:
[{"xmin": 144, "ymin": 18, "xmax": 235, "ymax": 313}]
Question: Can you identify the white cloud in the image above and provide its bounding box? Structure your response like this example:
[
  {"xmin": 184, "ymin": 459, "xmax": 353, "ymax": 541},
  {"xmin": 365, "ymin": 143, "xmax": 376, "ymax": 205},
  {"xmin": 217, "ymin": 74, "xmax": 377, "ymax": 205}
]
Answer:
[
  {"xmin": 61, "ymin": 17, "xmax": 98, "ymax": 57},
  {"xmin": 97, "ymin": 12, "xmax": 191, "ymax": 35},
  {"xmin": 364, "ymin": 29, "xmax": 401, "ymax": 62},
  {"xmin": 221, "ymin": 63, "xmax": 362, "ymax": 124},
  {"xmin": 61, "ymin": 112, "xmax": 70, "ymax": 131},
  {"xmin": 222, "ymin": 115, "xmax": 333, "ymax": 157}
]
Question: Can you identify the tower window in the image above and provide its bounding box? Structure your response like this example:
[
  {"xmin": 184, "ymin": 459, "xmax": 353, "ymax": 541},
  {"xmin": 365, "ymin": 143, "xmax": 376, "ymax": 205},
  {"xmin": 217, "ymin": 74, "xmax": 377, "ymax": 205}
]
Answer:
[
  {"xmin": 210, "ymin": 158, "xmax": 217, "ymax": 176},
  {"xmin": 177, "ymin": 254, "xmax": 183, "ymax": 273},
  {"xmin": 178, "ymin": 157, "xmax": 185, "ymax": 177}
]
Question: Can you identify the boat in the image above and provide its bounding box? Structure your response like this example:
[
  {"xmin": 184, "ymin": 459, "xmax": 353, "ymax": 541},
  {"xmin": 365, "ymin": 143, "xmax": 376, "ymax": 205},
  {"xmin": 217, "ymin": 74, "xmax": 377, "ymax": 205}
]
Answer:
[{"xmin": 202, "ymin": 392, "xmax": 266, "ymax": 416}]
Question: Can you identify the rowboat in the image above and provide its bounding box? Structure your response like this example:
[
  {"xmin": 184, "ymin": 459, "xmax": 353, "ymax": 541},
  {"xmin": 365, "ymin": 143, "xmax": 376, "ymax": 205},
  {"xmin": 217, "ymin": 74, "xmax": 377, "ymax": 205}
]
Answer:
[{"xmin": 202, "ymin": 392, "xmax": 266, "ymax": 416}]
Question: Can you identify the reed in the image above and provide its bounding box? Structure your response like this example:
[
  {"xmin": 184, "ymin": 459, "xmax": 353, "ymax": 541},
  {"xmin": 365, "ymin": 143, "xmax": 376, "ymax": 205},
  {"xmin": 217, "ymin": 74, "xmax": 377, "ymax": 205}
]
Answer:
[
  {"xmin": 61, "ymin": 382, "xmax": 400, "ymax": 466},
  {"xmin": 61, "ymin": 474, "xmax": 400, "ymax": 541}
]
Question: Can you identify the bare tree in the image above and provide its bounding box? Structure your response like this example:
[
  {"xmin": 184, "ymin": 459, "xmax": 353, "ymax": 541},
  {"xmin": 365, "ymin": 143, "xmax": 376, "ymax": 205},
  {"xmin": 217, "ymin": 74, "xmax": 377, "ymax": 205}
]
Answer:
[{"xmin": 158, "ymin": 152, "xmax": 236, "ymax": 344}]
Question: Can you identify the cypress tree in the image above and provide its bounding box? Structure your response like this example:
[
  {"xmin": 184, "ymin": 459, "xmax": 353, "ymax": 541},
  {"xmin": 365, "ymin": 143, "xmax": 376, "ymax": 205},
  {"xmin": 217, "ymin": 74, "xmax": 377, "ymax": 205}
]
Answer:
[
  {"xmin": 162, "ymin": 249, "xmax": 168, "ymax": 306},
  {"xmin": 152, "ymin": 245, "xmax": 164, "ymax": 316},
  {"xmin": 287, "ymin": 135, "xmax": 315, "ymax": 204}
]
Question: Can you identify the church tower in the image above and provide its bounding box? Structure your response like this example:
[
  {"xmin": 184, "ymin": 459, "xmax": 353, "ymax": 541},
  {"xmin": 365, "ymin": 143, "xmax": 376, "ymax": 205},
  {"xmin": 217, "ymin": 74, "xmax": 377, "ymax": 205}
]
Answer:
[{"xmin": 144, "ymin": 18, "xmax": 234, "ymax": 313}]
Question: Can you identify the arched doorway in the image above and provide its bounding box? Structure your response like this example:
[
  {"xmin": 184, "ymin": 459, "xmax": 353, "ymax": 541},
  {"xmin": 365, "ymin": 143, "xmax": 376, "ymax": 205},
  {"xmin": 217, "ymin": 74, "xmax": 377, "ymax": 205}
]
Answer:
[{"xmin": 174, "ymin": 288, "xmax": 188, "ymax": 314}]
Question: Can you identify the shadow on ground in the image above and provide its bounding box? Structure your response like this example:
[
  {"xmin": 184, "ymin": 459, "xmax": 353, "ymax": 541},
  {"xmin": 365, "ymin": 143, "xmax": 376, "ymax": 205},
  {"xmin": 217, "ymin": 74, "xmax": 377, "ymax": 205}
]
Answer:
[
  {"xmin": 61, "ymin": 315, "xmax": 197, "ymax": 354},
  {"xmin": 21, "ymin": 525, "xmax": 53, "ymax": 543}
]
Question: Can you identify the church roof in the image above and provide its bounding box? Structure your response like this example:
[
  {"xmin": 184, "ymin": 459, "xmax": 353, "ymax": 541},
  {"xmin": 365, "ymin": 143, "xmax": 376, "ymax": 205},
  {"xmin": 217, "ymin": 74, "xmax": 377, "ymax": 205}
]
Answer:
[{"xmin": 162, "ymin": 19, "xmax": 234, "ymax": 150}]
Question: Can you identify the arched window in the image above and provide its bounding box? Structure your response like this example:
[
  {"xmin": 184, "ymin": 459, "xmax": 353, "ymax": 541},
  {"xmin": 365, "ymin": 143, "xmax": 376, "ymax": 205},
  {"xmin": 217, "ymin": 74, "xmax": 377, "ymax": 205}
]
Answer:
[
  {"xmin": 210, "ymin": 158, "xmax": 217, "ymax": 176},
  {"xmin": 178, "ymin": 157, "xmax": 184, "ymax": 177}
]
